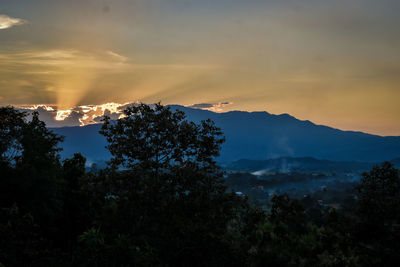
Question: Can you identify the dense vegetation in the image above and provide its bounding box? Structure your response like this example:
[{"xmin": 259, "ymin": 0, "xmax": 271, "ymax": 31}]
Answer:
[{"xmin": 1, "ymin": 104, "xmax": 400, "ymax": 266}]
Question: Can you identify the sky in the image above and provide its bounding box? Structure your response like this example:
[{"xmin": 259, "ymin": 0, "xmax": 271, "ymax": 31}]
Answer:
[{"xmin": 0, "ymin": 0, "xmax": 399, "ymax": 136}]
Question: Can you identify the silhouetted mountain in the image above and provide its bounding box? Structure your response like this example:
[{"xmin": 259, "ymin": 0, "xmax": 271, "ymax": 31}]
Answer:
[
  {"xmin": 52, "ymin": 105, "xmax": 400, "ymax": 163},
  {"xmin": 52, "ymin": 123, "xmax": 109, "ymax": 163}
]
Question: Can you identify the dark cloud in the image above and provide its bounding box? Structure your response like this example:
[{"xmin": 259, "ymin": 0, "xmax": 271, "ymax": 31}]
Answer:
[
  {"xmin": 60, "ymin": 111, "xmax": 84, "ymax": 126},
  {"xmin": 93, "ymin": 110, "xmax": 120, "ymax": 122},
  {"xmin": 188, "ymin": 102, "xmax": 232, "ymax": 112},
  {"xmin": 19, "ymin": 107, "xmax": 83, "ymax": 127},
  {"xmin": 189, "ymin": 103, "xmax": 214, "ymax": 109},
  {"xmin": 16, "ymin": 103, "xmax": 133, "ymax": 127}
]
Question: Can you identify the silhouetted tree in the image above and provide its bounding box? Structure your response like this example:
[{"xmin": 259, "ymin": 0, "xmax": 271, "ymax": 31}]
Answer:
[
  {"xmin": 0, "ymin": 107, "xmax": 66, "ymax": 265},
  {"xmin": 356, "ymin": 162, "xmax": 400, "ymax": 265},
  {"xmin": 60, "ymin": 153, "xmax": 91, "ymax": 253},
  {"xmin": 100, "ymin": 103, "xmax": 225, "ymax": 172},
  {"xmin": 0, "ymin": 107, "xmax": 26, "ymax": 167},
  {"xmin": 96, "ymin": 103, "xmax": 247, "ymax": 266},
  {"xmin": 0, "ymin": 108, "xmax": 64, "ymax": 226},
  {"xmin": 0, "ymin": 205, "xmax": 49, "ymax": 266},
  {"xmin": 357, "ymin": 162, "xmax": 400, "ymax": 228}
]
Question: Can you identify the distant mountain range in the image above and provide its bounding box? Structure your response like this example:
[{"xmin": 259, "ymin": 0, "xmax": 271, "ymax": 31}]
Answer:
[{"xmin": 51, "ymin": 105, "xmax": 400, "ymax": 163}]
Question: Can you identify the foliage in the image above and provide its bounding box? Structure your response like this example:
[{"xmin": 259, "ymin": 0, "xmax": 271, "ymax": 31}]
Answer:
[
  {"xmin": 357, "ymin": 162, "xmax": 400, "ymax": 227},
  {"xmin": 1, "ymin": 104, "xmax": 400, "ymax": 266},
  {"xmin": 100, "ymin": 103, "xmax": 225, "ymax": 172},
  {"xmin": 0, "ymin": 106, "xmax": 25, "ymax": 166},
  {"xmin": 0, "ymin": 205, "xmax": 49, "ymax": 266},
  {"xmin": 97, "ymin": 103, "xmax": 243, "ymax": 266},
  {"xmin": 0, "ymin": 107, "xmax": 64, "ymax": 233}
]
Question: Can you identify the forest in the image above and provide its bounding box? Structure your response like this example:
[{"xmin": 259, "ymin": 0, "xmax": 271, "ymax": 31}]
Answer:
[{"xmin": 1, "ymin": 104, "xmax": 400, "ymax": 267}]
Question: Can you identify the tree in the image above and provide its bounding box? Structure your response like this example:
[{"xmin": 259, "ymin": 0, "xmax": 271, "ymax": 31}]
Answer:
[
  {"xmin": 269, "ymin": 194, "xmax": 307, "ymax": 234},
  {"xmin": 60, "ymin": 153, "xmax": 91, "ymax": 252},
  {"xmin": 247, "ymin": 194, "xmax": 321, "ymax": 267},
  {"xmin": 0, "ymin": 107, "xmax": 65, "ymax": 255},
  {"xmin": 0, "ymin": 106, "xmax": 26, "ymax": 167},
  {"xmin": 356, "ymin": 162, "xmax": 400, "ymax": 265},
  {"xmin": 357, "ymin": 162, "xmax": 400, "ymax": 228},
  {"xmin": 18, "ymin": 111, "xmax": 64, "ymax": 169},
  {"xmin": 97, "ymin": 103, "xmax": 246, "ymax": 266},
  {"xmin": 100, "ymin": 103, "xmax": 225, "ymax": 172}
]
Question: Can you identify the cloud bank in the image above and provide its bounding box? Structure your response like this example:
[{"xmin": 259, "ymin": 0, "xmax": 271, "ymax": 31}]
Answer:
[
  {"xmin": 0, "ymin": 14, "xmax": 27, "ymax": 30},
  {"xmin": 17, "ymin": 101, "xmax": 233, "ymax": 127},
  {"xmin": 18, "ymin": 102, "xmax": 131, "ymax": 127}
]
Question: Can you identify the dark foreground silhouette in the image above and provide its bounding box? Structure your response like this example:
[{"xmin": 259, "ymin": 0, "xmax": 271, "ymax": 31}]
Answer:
[{"xmin": 1, "ymin": 104, "xmax": 400, "ymax": 266}]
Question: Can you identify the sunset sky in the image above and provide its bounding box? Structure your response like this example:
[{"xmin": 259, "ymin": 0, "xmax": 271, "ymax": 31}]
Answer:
[{"xmin": 0, "ymin": 0, "xmax": 399, "ymax": 136}]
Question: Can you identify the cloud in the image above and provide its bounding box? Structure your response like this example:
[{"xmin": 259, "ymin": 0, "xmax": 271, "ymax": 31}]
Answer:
[
  {"xmin": 17, "ymin": 102, "xmax": 132, "ymax": 127},
  {"xmin": 16, "ymin": 101, "xmax": 232, "ymax": 127},
  {"xmin": 0, "ymin": 49, "xmax": 132, "ymax": 109},
  {"xmin": 188, "ymin": 102, "xmax": 232, "ymax": 112},
  {"xmin": 0, "ymin": 14, "xmax": 27, "ymax": 30},
  {"xmin": 106, "ymin": 50, "xmax": 128, "ymax": 62},
  {"xmin": 29, "ymin": 50, "xmax": 78, "ymax": 60}
]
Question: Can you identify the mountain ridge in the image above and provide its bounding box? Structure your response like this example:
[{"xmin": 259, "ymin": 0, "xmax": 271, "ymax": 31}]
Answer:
[{"xmin": 50, "ymin": 105, "xmax": 400, "ymax": 163}]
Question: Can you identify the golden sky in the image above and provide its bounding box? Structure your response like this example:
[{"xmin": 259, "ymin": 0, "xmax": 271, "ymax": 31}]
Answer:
[{"xmin": 0, "ymin": 0, "xmax": 399, "ymax": 135}]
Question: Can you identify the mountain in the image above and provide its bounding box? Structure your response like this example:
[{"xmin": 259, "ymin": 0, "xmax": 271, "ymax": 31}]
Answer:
[
  {"xmin": 52, "ymin": 105, "xmax": 400, "ymax": 163},
  {"xmin": 52, "ymin": 123, "xmax": 109, "ymax": 164}
]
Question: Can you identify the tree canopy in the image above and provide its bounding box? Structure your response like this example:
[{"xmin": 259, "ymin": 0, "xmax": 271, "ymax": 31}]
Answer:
[
  {"xmin": 100, "ymin": 103, "xmax": 225, "ymax": 172},
  {"xmin": 1, "ymin": 104, "xmax": 400, "ymax": 266}
]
